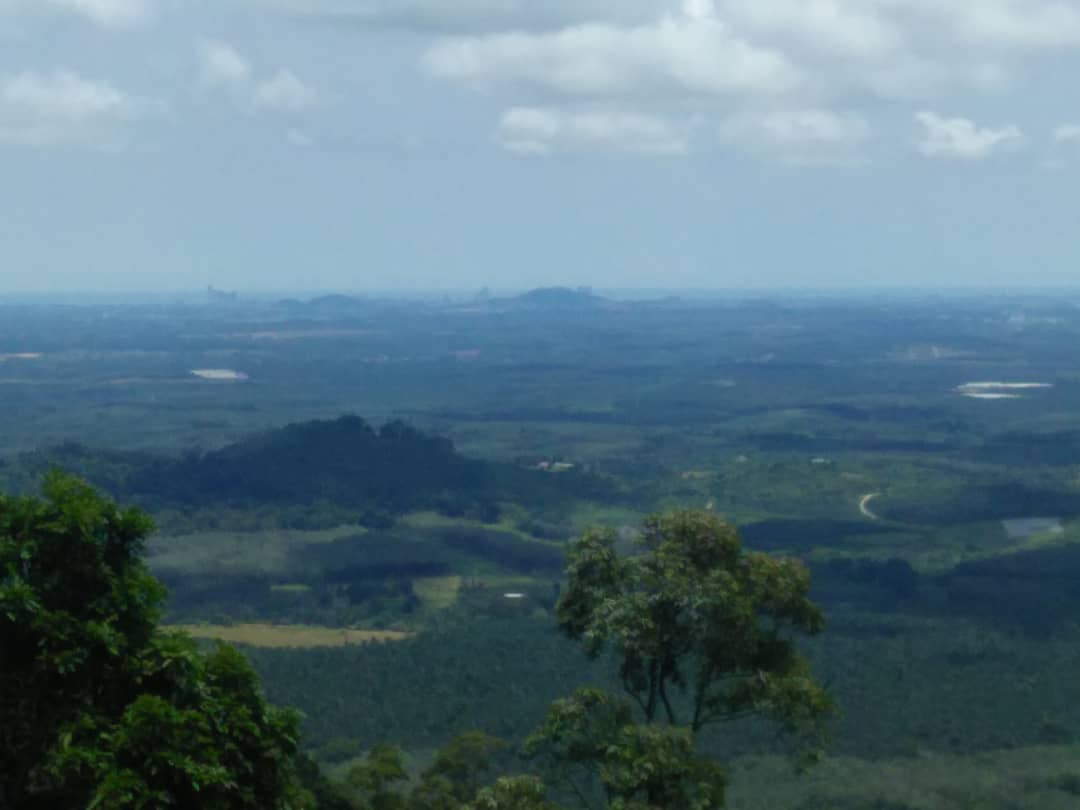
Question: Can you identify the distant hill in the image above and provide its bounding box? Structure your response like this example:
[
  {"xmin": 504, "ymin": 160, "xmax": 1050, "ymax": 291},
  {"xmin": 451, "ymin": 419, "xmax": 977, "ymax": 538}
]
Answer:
[
  {"xmin": 503, "ymin": 287, "xmax": 606, "ymax": 310},
  {"xmin": 12, "ymin": 415, "xmax": 615, "ymax": 528},
  {"xmin": 135, "ymin": 415, "xmax": 493, "ymax": 517}
]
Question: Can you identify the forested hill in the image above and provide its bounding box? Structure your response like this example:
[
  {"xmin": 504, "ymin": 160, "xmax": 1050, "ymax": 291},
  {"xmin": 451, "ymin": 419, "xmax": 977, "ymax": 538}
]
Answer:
[
  {"xmin": 136, "ymin": 416, "xmax": 491, "ymax": 513},
  {"xmin": 7, "ymin": 415, "xmax": 613, "ymax": 527}
]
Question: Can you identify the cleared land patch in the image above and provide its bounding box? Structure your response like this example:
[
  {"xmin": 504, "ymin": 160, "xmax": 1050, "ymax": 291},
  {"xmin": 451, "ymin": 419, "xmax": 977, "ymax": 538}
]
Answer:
[
  {"xmin": 0, "ymin": 352, "xmax": 42, "ymax": 360},
  {"xmin": 170, "ymin": 624, "xmax": 411, "ymax": 649},
  {"xmin": 191, "ymin": 368, "xmax": 248, "ymax": 381},
  {"xmin": 413, "ymin": 576, "xmax": 463, "ymax": 610},
  {"xmin": 956, "ymin": 381, "xmax": 1053, "ymax": 400}
]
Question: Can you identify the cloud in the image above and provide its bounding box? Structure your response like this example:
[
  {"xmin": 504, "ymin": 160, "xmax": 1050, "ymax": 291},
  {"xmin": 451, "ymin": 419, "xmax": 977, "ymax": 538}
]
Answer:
[
  {"xmin": 194, "ymin": 41, "xmax": 318, "ymax": 116},
  {"xmin": 44, "ymin": 0, "xmax": 150, "ymax": 28},
  {"xmin": 719, "ymin": 108, "xmax": 871, "ymax": 164},
  {"xmin": 241, "ymin": 0, "xmax": 659, "ymax": 32},
  {"xmin": 915, "ymin": 111, "xmax": 1021, "ymax": 160},
  {"xmin": 497, "ymin": 107, "xmax": 689, "ymax": 155},
  {"xmin": 718, "ymin": 0, "xmax": 904, "ymax": 60},
  {"xmin": 199, "ymin": 39, "xmax": 252, "ymax": 87},
  {"xmin": 0, "ymin": 69, "xmax": 142, "ymax": 146},
  {"xmin": 1054, "ymin": 123, "xmax": 1080, "ymax": 143},
  {"xmin": 253, "ymin": 70, "xmax": 318, "ymax": 111},
  {"xmin": 936, "ymin": 0, "xmax": 1080, "ymax": 50},
  {"xmin": 424, "ymin": 1, "xmax": 804, "ymax": 98},
  {"xmin": 286, "ymin": 128, "xmax": 314, "ymax": 147}
]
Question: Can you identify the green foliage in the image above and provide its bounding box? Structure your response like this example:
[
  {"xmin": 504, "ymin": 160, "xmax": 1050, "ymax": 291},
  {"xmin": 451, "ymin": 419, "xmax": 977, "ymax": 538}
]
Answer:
[
  {"xmin": 526, "ymin": 688, "xmax": 725, "ymax": 810},
  {"xmin": 0, "ymin": 473, "xmax": 306, "ymax": 809},
  {"xmin": 558, "ymin": 510, "xmax": 831, "ymax": 737},
  {"xmin": 467, "ymin": 776, "xmax": 558, "ymax": 810},
  {"xmin": 348, "ymin": 745, "xmax": 410, "ymax": 810},
  {"xmin": 420, "ymin": 732, "xmax": 507, "ymax": 804},
  {"xmin": 346, "ymin": 733, "xmax": 509, "ymax": 810}
]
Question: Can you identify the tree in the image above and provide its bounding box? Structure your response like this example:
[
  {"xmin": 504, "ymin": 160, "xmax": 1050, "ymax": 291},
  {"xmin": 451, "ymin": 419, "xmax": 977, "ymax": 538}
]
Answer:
[
  {"xmin": 346, "ymin": 732, "xmax": 508, "ymax": 810},
  {"xmin": 411, "ymin": 732, "xmax": 506, "ymax": 808},
  {"xmin": 557, "ymin": 510, "xmax": 831, "ymax": 737},
  {"xmin": 526, "ymin": 688, "xmax": 724, "ymax": 810},
  {"xmin": 348, "ymin": 745, "xmax": 410, "ymax": 810},
  {"xmin": 0, "ymin": 472, "xmax": 307, "ymax": 809},
  {"xmin": 467, "ymin": 776, "xmax": 558, "ymax": 810}
]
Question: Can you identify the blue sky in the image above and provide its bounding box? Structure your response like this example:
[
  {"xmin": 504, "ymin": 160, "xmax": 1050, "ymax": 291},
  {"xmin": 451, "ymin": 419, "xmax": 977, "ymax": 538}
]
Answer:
[{"xmin": 1, "ymin": 0, "xmax": 1079, "ymax": 292}]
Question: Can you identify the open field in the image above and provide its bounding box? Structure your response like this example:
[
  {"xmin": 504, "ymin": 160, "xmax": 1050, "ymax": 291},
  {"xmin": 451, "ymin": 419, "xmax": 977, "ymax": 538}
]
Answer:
[
  {"xmin": 412, "ymin": 576, "xmax": 463, "ymax": 610},
  {"xmin": 169, "ymin": 624, "xmax": 412, "ymax": 649}
]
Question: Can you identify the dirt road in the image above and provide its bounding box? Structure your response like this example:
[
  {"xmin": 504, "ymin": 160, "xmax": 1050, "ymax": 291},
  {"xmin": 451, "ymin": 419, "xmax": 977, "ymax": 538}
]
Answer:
[{"xmin": 859, "ymin": 493, "xmax": 881, "ymax": 521}]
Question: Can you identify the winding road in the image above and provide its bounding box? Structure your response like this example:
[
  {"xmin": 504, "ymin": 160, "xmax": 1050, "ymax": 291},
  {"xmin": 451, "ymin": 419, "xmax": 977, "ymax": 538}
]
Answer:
[{"xmin": 859, "ymin": 493, "xmax": 881, "ymax": 521}]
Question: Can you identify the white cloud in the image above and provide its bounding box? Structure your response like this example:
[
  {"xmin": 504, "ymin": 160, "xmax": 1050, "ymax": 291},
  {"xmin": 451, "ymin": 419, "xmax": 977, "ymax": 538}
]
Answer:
[
  {"xmin": 286, "ymin": 128, "xmax": 314, "ymax": 147},
  {"xmin": 424, "ymin": 2, "xmax": 804, "ymax": 98},
  {"xmin": 497, "ymin": 107, "xmax": 689, "ymax": 155},
  {"xmin": 242, "ymin": 0, "xmax": 660, "ymax": 32},
  {"xmin": 1054, "ymin": 123, "xmax": 1080, "ymax": 143},
  {"xmin": 915, "ymin": 111, "xmax": 1021, "ymax": 160},
  {"xmin": 195, "ymin": 44, "xmax": 319, "ymax": 116},
  {"xmin": 718, "ymin": 0, "xmax": 903, "ymax": 60},
  {"xmin": 0, "ymin": 69, "xmax": 140, "ymax": 147},
  {"xmin": 719, "ymin": 108, "xmax": 871, "ymax": 164},
  {"xmin": 44, "ymin": 0, "xmax": 150, "ymax": 28},
  {"xmin": 199, "ymin": 39, "xmax": 252, "ymax": 88},
  {"xmin": 253, "ymin": 70, "xmax": 318, "ymax": 112},
  {"xmin": 934, "ymin": 0, "xmax": 1080, "ymax": 50}
]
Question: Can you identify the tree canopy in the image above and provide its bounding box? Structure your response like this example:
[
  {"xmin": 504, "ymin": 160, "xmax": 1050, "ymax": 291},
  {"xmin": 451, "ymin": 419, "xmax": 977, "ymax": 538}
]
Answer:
[
  {"xmin": 0, "ymin": 472, "xmax": 306, "ymax": 809},
  {"xmin": 557, "ymin": 510, "xmax": 831, "ymax": 737}
]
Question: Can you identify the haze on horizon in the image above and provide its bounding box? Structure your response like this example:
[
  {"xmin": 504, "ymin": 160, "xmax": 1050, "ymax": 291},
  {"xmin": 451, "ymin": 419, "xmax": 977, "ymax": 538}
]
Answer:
[{"xmin": 2, "ymin": 0, "xmax": 1079, "ymax": 293}]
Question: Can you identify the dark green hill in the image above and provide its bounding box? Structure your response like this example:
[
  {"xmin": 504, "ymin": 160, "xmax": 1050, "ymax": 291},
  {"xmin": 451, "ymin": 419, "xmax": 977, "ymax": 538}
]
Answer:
[
  {"xmin": 11, "ymin": 415, "xmax": 616, "ymax": 529},
  {"xmin": 136, "ymin": 416, "xmax": 491, "ymax": 515}
]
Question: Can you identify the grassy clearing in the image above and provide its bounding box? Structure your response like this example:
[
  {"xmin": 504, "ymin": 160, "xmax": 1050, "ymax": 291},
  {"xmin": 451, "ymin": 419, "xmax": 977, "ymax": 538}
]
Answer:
[
  {"xmin": 169, "ymin": 623, "xmax": 412, "ymax": 649},
  {"xmin": 727, "ymin": 745, "xmax": 1080, "ymax": 810},
  {"xmin": 413, "ymin": 576, "xmax": 463, "ymax": 610}
]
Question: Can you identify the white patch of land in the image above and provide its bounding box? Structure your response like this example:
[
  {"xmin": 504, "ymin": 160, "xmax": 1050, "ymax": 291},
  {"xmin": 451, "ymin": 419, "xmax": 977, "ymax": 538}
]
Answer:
[
  {"xmin": 0, "ymin": 352, "xmax": 42, "ymax": 360},
  {"xmin": 960, "ymin": 382, "xmax": 1053, "ymax": 390},
  {"xmin": 955, "ymin": 381, "xmax": 1052, "ymax": 399},
  {"xmin": 191, "ymin": 368, "xmax": 248, "ymax": 381}
]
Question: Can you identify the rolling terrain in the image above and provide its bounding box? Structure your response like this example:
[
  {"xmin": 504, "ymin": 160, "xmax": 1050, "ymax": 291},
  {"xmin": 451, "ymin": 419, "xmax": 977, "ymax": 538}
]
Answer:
[{"xmin": 4, "ymin": 290, "xmax": 1080, "ymax": 808}]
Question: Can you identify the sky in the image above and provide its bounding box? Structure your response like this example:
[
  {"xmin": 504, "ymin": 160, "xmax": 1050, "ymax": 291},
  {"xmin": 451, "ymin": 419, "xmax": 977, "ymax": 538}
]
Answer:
[{"xmin": 1, "ymin": 0, "xmax": 1079, "ymax": 293}]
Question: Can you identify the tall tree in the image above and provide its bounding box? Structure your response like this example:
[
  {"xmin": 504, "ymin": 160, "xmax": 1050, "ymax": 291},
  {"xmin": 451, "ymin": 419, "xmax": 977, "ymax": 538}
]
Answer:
[
  {"xmin": 0, "ymin": 473, "xmax": 306, "ymax": 809},
  {"xmin": 557, "ymin": 510, "xmax": 831, "ymax": 736}
]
